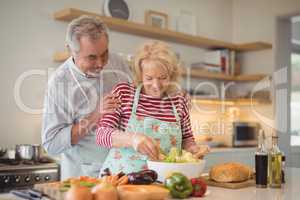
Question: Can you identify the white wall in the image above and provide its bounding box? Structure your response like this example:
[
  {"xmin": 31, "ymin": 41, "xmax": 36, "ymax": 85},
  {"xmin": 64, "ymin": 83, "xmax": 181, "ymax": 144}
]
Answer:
[
  {"xmin": 2, "ymin": 0, "xmax": 299, "ymax": 151},
  {"xmin": 292, "ymin": 21, "xmax": 300, "ymax": 41},
  {"xmin": 0, "ymin": 0, "xmax": 233, "ymax": 148},
  {"xmin": 232, "ymin": 0, "xmax": 300, "ymax": 167},
  {"xmin": 232, "ymin": 0, "xmax": 300, "ymax": 74}
]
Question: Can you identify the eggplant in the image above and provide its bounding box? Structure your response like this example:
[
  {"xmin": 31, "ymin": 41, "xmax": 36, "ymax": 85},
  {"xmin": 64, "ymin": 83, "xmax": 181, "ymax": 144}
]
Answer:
[
  {"xmin": 100, "ymin": 168, "xmax": 112, "ymax": 177},
  {"xmin": 127, "ymin": 169, "xmax": 158, "ymax": 185},
  {"xmin": 139, "ymin": 169, "xmax": 158, "ymax": 181}
]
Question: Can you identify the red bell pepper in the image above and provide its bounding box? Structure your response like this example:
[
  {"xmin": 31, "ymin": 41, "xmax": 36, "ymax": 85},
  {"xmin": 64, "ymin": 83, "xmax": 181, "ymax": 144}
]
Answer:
[{"xmin": 190, "ymin": 178, "xmax": 207, "ymax": 197}]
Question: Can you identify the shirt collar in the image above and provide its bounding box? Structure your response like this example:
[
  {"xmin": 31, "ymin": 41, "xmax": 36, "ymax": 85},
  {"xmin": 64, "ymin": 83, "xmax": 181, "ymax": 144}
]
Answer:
[
  {"xmin": 68, "ymin": 57, "xmax": 105, "ymax": 79},
  {"xmin": 67, "ymin": 57, "xmax": 87, "ymax": 77}
]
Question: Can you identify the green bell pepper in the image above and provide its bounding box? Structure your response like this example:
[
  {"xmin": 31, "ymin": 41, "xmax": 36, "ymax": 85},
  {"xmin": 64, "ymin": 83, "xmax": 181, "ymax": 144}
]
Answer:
[{"xmin": 164, "ymin": 172, "xmax": 193, "ymax": 199}]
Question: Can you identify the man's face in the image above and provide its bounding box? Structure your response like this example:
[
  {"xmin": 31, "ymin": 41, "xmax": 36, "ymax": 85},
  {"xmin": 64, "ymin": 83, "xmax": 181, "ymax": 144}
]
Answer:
[{"xmin": 73, "ymin": 35, "xmax": 109, "ymax": 77}]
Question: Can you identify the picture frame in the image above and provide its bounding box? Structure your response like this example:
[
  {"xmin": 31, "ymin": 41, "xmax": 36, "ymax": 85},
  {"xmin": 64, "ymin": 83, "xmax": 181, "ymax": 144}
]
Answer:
[
  {"xmin": 145, "ymin": 10, "xmax": 168, "ymax": 29},
  {"xmin": 176, "ymin": 10, "xmax": 197, "ymax": 35}
]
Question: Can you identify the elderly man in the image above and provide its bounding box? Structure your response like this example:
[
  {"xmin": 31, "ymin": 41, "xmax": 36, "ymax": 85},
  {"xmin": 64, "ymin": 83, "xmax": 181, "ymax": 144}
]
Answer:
[{"xmin": 42, "ymin": 15, "xmax": 131, "ymax": 179}]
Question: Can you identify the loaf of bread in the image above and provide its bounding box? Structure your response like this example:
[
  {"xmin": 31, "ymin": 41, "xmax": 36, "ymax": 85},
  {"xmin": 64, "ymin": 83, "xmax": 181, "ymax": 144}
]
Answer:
[{"xmin": 209, "ymin": 162, "xmax": 253, "ymax": 183}]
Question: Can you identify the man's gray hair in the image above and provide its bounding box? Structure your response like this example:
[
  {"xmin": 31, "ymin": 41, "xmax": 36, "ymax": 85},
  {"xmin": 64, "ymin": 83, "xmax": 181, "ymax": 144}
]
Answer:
[{"xmin": 66, "ymin": 15, "xmax": 109, "ymax": 53}]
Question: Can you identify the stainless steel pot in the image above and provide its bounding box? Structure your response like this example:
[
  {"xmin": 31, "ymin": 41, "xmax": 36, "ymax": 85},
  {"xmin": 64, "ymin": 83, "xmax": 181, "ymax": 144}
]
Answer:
[
  {"xmin": 0, "ymin": 147, "xmax": 7, "ymax": 157},
  {"xmin": 15, "ymin": 144, "xmax": 42, "ymax": 161},
  {"xmin": 32, "ymin": 144, "xmax": 42, "ymax": 161}
]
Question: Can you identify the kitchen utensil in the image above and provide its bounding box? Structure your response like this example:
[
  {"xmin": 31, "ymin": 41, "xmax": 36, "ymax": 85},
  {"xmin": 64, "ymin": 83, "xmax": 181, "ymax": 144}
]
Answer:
[
  {"xmin": 16, "ymin": 144, "xmax": 34, "ymax": 160},
  {"xmin": 11, "ymin": 189, "xmax": 40, "ymax": 200},
  {"xmin": 32, "ymin": 144, "xmax": 42, "ymax": 161},
  {"xmin": 10, "ymin": 189, "xmax": 51, "ymax": 200},
  {"xmin": 0, "ymin": 147, "xmax": 7, "ymax": 157},
  {"xmin": 147, "ymin": 159, "xmax": 206, "ymax": 182},
  {"xmin": 15, "ymin": 144, "xmax": 43, "ymax": 161}
]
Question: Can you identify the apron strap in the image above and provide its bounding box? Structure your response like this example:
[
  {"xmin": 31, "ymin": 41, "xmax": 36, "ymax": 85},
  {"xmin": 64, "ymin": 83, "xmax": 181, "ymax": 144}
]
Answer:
[
  {"xmin": 132, "ymin": 84, "xmax": 181, "ymax": 124},
  {"xmin": 169, "ymin": 96, "xmax": 181, "ymax": 124},
  {"xmin": 132, "ymin": 84, "xmax": 143, "ymax": 114}
]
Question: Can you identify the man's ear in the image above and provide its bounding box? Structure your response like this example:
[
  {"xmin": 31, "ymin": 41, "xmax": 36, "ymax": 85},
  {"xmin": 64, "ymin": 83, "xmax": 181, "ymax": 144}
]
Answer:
[
  {"xmin": 66, "ymin": 44, "xmax": 71, "ymax": 53},
  {"xmin": 66, "ymin": 44, "xmax": 75, "ymax": 58}
]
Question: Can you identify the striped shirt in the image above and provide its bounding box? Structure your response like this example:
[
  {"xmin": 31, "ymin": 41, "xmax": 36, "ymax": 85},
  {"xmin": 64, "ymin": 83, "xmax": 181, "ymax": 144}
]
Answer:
[{"xmin": 96, "ymin": 82, "xmax": 195, "ymax": 148}]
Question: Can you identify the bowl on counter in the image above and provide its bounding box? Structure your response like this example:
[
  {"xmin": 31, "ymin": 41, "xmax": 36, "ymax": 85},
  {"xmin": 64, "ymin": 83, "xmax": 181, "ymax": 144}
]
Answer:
[{"xmin": 147, "ymin": 159, "xmax": 206, "ymax": 182}]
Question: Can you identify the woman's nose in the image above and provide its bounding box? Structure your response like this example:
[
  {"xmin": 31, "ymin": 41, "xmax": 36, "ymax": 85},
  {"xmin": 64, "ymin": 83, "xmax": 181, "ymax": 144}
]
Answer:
[{"xmin": 152, "ymin": 80, "xmax": 162, "ymax": 89}]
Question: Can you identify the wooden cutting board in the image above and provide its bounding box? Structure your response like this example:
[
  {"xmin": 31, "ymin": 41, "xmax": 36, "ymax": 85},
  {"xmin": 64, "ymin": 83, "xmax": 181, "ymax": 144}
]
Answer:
[
  {"xmin": 34, "ymin": 182, "xmax": 169, "ymax": 200},
  {"xmin": 201, "ymin": 175, "xmax": 255, "ymax": 189},
  {"xmin": 34, "ymin": 182, "xmax": 65, "ymax": 200}
]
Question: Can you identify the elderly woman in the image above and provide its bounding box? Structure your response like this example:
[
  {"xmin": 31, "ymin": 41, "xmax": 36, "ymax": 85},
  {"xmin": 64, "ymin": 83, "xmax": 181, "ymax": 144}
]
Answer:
[{"xmin": 96, "ymin": 41, "xmax": 208, "ymax": 174}]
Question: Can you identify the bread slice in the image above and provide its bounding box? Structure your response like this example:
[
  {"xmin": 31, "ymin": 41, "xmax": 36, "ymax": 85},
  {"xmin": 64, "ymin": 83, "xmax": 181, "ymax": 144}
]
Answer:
[{"xmin": 209, "ymin": 162, "xmax": 253, "ymax": 183}]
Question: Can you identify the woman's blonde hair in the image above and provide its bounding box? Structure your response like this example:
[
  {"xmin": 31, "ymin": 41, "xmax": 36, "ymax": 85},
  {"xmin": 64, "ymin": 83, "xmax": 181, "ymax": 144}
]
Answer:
[{"xmin": 132, "ymin": 40, "xmax": 182, "ymax": 94}]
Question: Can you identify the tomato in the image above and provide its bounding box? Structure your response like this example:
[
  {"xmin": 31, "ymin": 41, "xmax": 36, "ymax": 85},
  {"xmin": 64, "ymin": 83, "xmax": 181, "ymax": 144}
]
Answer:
[{"xmin": 190, "ymin": 178, "xmax": 207, "ymax": 197}]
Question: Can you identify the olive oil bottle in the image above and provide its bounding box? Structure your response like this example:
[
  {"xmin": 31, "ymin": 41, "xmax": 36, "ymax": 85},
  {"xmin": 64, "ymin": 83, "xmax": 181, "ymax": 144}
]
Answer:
[{"xmin": 268, "ymin": 135, "xmax": 282, "ymax": 188}]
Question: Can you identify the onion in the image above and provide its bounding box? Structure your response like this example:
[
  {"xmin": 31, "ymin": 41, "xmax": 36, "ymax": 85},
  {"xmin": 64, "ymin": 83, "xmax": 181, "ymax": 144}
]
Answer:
[
  {"xmin": 64, "ymin": 184, "xmax": 93, "ymax": 200},
  {"xmin": 92, "ymin": 182, "xmax": 118, "ymax": 200}
]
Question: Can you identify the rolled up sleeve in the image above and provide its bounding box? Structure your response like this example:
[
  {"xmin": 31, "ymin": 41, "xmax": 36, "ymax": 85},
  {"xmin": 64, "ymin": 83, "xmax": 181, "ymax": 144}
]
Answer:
[{"xmin": 41, "ymin": 78, "xmax": 73, "ymax": 155}]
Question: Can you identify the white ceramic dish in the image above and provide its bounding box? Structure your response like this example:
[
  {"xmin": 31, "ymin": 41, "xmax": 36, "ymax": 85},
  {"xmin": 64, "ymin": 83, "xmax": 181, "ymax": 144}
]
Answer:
[{"xmin": 147, "ymin": 159, "xmax": 206, "ymax": 182}]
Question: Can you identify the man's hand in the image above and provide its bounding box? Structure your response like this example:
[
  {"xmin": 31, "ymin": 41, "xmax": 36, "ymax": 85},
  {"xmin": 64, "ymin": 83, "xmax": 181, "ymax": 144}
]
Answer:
[
  {"xmin": 71, "ymin": 94, "xmax": 120, "ymax": 145},
  {"xmin": 97, "ymin": 94, "xmax": 121, "ymax": 117}
]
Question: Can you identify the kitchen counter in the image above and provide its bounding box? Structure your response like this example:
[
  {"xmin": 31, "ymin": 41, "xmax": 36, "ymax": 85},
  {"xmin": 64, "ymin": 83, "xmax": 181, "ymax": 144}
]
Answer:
[
  {"xmin": 210, "ymin": 147, "xmax": 256, "ymax": 153},
  {"xmin": 202, "ymin": 167, "xmax": 299, "ymax": 200},
  {"xmin": 1, "ymin": 168, "xmax": 299, "ymax": 200}
]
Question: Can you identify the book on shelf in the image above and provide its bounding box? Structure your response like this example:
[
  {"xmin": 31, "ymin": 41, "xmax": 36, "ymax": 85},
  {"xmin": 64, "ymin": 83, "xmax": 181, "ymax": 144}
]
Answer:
[
  {"xmin": 202, "ymin": 65, "xmax": 222, "ymax": 73},
  {"xmin": 192, "ymin": 49, "xmax": 238, "ymax": 76}
]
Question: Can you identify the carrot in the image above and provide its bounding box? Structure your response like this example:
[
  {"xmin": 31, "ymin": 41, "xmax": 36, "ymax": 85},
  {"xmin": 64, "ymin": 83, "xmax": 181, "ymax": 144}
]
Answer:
[
  {"xmin": 104, "ymin": 176, "xmax": 112, "ymax": 184},
  {"xmin": 111, "ymin": 175, "xmax": 119, "ymax": 186},
  {"xmin": 117, "ymin": 175, "xmax": 128, "ymax": 185}
]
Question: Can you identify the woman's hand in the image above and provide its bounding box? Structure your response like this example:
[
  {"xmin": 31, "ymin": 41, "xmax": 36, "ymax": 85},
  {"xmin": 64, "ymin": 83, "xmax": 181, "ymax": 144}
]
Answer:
[
  {"xmin": 131, "ymin": 134, "xmax": 159, "ymax": 161},
  {"xmin": 186, "ymin": 144, "xmax": 210, "ymax": 159}
]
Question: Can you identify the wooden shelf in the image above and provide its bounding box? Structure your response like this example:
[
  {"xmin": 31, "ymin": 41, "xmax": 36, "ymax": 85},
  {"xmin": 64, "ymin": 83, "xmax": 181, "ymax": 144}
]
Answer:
[
  {"xmin": 192, "ymin": 98, "xmax": 271, "ymax": 105},
  {"xmin": 234, "ymin": 42, "xmax": 273, "ymax": 51},
  {"xmin": 182, "ymin": 68, "xmax": 268, "ymax": 82},
  {"xmin": 53, "ymin": 51, "xmax": 70, "ymax": 62},
  {"xmin": 54, "ymin": 51, "xmax": 268, "ymax": 82},
  {"xmin": 53, "ymin": 8, "xmax": 272, "ymax": 51}
]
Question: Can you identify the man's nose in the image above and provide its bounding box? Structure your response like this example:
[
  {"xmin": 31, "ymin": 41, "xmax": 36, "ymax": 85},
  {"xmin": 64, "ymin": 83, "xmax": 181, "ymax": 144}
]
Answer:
[{"xmin": 95, "ymin": 57, "xmax": 104, "ymax": 67}]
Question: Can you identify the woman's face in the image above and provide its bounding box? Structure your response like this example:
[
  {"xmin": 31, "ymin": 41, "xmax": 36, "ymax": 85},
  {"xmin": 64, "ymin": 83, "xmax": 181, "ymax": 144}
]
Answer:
[{"xmin": 141, "ymin": 60, "xmax": 170, "ymax": 98}]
